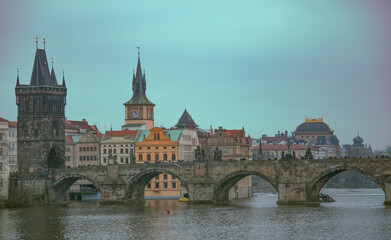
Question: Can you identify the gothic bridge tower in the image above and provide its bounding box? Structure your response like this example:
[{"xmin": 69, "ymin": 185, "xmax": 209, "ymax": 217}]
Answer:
[
  {"xmin": 15, "ymin": 39, "xmax": 67, "ymax": 175},
  {"xmin": 123, "ymin": 49, "xmax": 155, "ymax": 130}
]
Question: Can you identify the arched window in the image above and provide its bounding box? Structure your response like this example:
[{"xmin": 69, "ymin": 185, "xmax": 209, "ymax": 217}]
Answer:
[
  {"xmin": 139, "ymin": 154, "xmax": 143, "ymax": 161},
  {"xmin": 172, "ymin": 154, "xmax": 176, "ymax": 161},
  {"xmin": 155, "ymin": 154, "xmax": 159, "ymax": 161},
  {"xmin": 147, "ymin": 154, "xmax": 151, "ymax": 161},
  {"xmin": 163, "ymin": 154, "xmax": 167, "ymax": 160}
]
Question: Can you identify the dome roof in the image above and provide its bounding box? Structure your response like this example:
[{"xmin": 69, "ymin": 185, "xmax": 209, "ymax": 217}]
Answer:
[
  {"xmin": 295, "ymin": 121, "xmax": 332, "ymax": 133},
  {"xmin": 353, "ymin": 135, "xmax": 363, "ymax": 145}
]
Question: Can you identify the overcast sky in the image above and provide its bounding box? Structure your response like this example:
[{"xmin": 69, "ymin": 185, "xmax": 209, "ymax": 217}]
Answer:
[{"xmin": 1, "ymin": 0, "xmax": 390, "ymax": 150}]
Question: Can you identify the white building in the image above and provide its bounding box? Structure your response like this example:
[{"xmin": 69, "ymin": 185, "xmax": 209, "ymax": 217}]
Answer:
[{"xmin": 0, "ymin": 117, "xmax": 11, "ymax": 204}]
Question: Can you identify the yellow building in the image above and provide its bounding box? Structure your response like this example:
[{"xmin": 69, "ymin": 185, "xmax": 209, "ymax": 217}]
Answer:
[
  {"xmin": 123, "ymin": 51, "xmax": 155, "ymax": 130},
  {"xmin": 135, "ymin": 127, "xmax": 183, "ymax": 198}
]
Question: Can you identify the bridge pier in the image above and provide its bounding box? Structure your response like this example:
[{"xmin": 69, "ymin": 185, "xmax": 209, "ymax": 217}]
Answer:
[
  {"xmin": 277, "ymin": 183, "xmax": 319, "ymax": 206},
  {"xmin": 384, "ymin": 182, "xmax": 391, "ymax": 206},
  {"xmin": 187, "ymin": 176, "xmax": 215, "ymax": 204},
  {"xmin": 99, "ymin": 165, "xmax": 127, "ymax": 204}
]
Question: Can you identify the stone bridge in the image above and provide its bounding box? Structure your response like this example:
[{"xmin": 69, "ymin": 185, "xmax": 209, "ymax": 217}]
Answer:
[{"xmin": 47, "ymin": 158, "xmax": 391, "ymax": 206}]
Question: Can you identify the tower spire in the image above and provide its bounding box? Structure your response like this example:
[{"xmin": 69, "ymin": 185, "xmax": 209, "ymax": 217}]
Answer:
[
  {"xmin": 62, "ymin": 69, "xmax": 66, "ymax": 87},
  {"xmin": 16, "ymin": 68, "xmax": 20, "ymax": 86},
  {"xmin": 36, "ymin": 37, "xmax": 38, "ymax": 49}
]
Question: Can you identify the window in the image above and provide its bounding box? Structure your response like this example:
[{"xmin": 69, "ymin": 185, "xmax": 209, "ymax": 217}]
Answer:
[
  {"xmin": 172, "ymin": 182, "xmax": 176, "ymax": 189},
  {"xmin": 113, "ymin": 149, "xmax": 117, "ymax": 154},
  {"xmin": 172, "ymin": 154, "xmax": 176, "ymax": 161},
  {"xmin": 172, "ymin": 147, "xmax": 175, "ymax": 149},
  {"xmin": 155, "ymin": 175, "xmax": 159, "ymax": 180},
  {"xmin": 80, "ymin": 147, "xmax": 82, "ymax": 151},
  {"xmin": 94, "ymin": 147, "xmax": 97, "ymax": 151},
  {"xmin": 103, "ymin": 158, "xmax": 107, "ymax": 163},
  {"xmin": 120, "ymin": 157, "xmax": 124, "ymax": 163},
  {"xmin": 155, "ymin": 147, "xmax": 159, "ymax": 149},
  {"xmin": 163, "ymin": 154, "xmax": 167, "ymax": 160},
  {"xmin": 83, "ymin": 147, "xmax": 86, "ymax": 151},
  {"xmin": 163, "ymin": 147, "xmax": 167, "ymax": 149},
  {"xmin": 139, "ymin": 147, "xmax": 142, "ymax": 149},
  {"xmin": 87, "ymin": 156, "xmax": 89, "ymax": 161},
  {"xmin": 147, "ymin": 183, "xmax": 151, "ymax": 189},
  {"xmin": 164, "ymin": 174, "xmax": 167, "ymax": 180},
  {"xmin": 147, "ymin": 154, "xmax": 151, "ymax": 161},
  {"xmin": 125, "ymin": 158, "xmax": 128, "ymax": 164},
  {"xmin": 147, "ymin": 147, "xmax": 151, "ymax": 149},
  {"xmin": 155, "ymin": 183, "xmax": 160, "ymax": 188},
  {"xmin": 155, "ymin": 154, "xmax": 159, "ymax": 161},
  {"xmin": 120, "ymin": 149, "xmax": 123, "ymax": 154},
  {"xmin": 0, "ymin": 162, "xmax": 3, "ymax": 171},
  {"xmin": 125, "ymin": 148, "xmax": 129, "ymax": 154},
  {"xmin": 103, "ymin": 149, "xmax": 107, "ymax": 154},
  {"xmin": 164, "ymin": 183, "xmax": 168, "ymax": 188},
  {"xmin": 80, "ymin": 156, "xmax": 82, "ymax": 160},
  {"xmin": 83, "ymin": 156, "xmax": 86, "ymax": 160},
  {"xmin": 139, "ymin": 154, "xmax": 143, "ymax": 161},
  {"xmin": 94, "ymin": 156, "xmax": 97, "ymax": 160}
]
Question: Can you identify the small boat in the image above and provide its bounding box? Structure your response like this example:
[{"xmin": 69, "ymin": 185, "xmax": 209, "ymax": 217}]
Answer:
[{"xmin": 178, "ymin": 197, "xmax": 188, "ymax": 202}]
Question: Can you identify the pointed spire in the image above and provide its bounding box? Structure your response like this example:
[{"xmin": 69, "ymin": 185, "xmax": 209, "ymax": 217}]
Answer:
[
  {"xmin": 61, "ymin": 69, "xmax": 66, "ymax": 87},
  {"xmin": 16, "ymin": 68, "xmax": 20, "ymax": 86},
  {"xmin": 36, "ymin": 37, "xmax": 38, "ymax": 49},
  {"xmin": 50, "ymin": 57, "xmax": 58, "ymax": 85}
]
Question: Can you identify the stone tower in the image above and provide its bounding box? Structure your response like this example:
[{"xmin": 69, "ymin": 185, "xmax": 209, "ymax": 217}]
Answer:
[
  {"xmin": 15, "ymin": 41, "xmax": 67, "ymax": 175},
  {"xmin": 123, "ymin": 50, "xmax": 155, "ymax": 130}
]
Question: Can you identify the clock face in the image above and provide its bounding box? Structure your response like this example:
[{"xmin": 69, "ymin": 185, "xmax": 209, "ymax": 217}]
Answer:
[
  {"xmin": 148, "ymin": 111, "xmax": 151, "ymax": 119},
  {"xmin": 132, "ymin": 110, "xmax": 139, "ymax": 119}
]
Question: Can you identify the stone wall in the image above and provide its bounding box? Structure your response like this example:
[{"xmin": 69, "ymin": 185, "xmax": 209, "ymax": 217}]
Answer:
[{"xmin": 6, "ymin": 178, "xmax": 54, "ymax": 207}]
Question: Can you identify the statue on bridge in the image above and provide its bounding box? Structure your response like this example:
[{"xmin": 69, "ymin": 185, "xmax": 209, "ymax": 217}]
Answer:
[
  {"xmin": 213, "ymin": 147, "xmax": 222, "ymax": 161},
  {"xmin": 195, "ymin": 145, "xmax": 207, "ymax": 162},
  {"xmin": 304, "ymin": 147, "xmax": 313, "ymax": 159}
]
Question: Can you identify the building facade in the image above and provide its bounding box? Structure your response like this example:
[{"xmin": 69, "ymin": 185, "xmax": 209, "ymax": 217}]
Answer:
[
  {"xmin": 123, "ymin": 51, "xmax": 155, "ymax": 130},
  {"xmin": 8, "ymin": 121, "xmax": 17, "ymax": 172},
  {"xmin": 203, "ymin": 126, "xmax": 252, "ymax": 199},
  {"xmin": 15, "ymin": 44, "xmax": 67, "ymax": 175},
  {"xmin": 135, "ymin": 127, "xmax": 182, "ymax": 197},
  {"xmin": 0, "ymin": 118, "xmax": 10, "ymax": 204},
  {"xmin": 100, "ymin": 130, "xmax": 138, "ymax": 165}
]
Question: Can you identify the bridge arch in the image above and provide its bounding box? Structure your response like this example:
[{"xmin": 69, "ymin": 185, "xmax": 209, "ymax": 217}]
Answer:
[
  {"xmin": 214, "ymin": 170, "xmax": 277, "ymax": 203},
  {"xmin": 54, "ymin": 174, "xmax": 100, "ymax": 199},
  {"xmin": 308, "ymin": 166, "xmax": 385, "ymax": 202},
  {"xmin": 126, "ymin": 169, "xmax": 188, "ymax": 202}
]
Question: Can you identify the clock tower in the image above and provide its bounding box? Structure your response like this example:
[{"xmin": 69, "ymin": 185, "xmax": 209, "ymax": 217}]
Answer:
[{"xmin": 123, "ymin": 50, "xmax": 155, "ymax": 130}]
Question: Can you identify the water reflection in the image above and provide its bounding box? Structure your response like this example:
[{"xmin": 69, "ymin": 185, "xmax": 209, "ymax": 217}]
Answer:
[{"xmin": 0, "ymin": 189, "xmax": 390, "ymax": 240}]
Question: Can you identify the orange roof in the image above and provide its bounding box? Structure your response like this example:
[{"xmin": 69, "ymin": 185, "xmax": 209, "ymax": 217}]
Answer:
[
  {"xmin": 96, "ymin": 133, "xmax": 104, "ymax": 141},
  {"xmin": 227, "ymin": 130, "xmax": 243, "ymax": 138},
  {"xmin": 252, "ymin": 144, "xmax": 309, "ymax": 150},
  {"xmin": 65, "ymin": 135, "xmax": 74, "ymax": 144},
  {"xmin": 0, "ymin": 117, "xmax": 9, "ymax": 123},
  {"xmin": 9, "ymin": 121, "xmax": 17, "ymax": 128},
  {"xmin": 104, "ymin": 130, "xmax": 138, "ymax": 139}
]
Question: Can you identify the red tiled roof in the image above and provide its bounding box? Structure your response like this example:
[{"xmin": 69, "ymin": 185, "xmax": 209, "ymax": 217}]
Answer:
[
  {"xmin": 95, "ymin": 133, "xmax": 104, "ymax": 141},
  {"xmin": 66, "ymin": 120, "xmax": 101, "ymax": 133},
  {"xmin": 65, "ymin": 135, "xmax": 74, "ymax": 144},
  {"xmin": 104, "ymin": 130, "xmax": 138, "ymax": 139},
  {"xmin": 0, "ymin": 117, "xmax": 9, "ymax": 123},
  {"xmin": 227, "ymin": 130, "xmax": 243, "ymax": 138},
  {"xmin": 252, "ymin": 144, "xmax": 309, "ymax": 150},
  {"xmin": 9, "ymin": 121, "xmax": 17, "ymax": 128}
]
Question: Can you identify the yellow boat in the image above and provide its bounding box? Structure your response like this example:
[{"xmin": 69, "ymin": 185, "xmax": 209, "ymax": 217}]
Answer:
[{"xmin": 178, "ymin": 197, "xmax": 188, "ymax": 202}]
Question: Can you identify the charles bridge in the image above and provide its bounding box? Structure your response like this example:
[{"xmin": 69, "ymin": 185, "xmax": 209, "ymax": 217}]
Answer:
[{"xmin": 8, "ymin": 158, "xmax": 391, "ymax": 206}]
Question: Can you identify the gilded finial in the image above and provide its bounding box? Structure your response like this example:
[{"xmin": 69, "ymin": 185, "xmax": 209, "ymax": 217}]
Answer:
[
  {"xmin": 51, "ymin": 57, "xmax": 54, "ymax": 68},
  {"xmin": 137, "ymin": 47, "xmax": 140, "ymax": 58},
  {"xmin": 36, "ymin": 37, "xmax": 38, "ymax": 49},
  {"xmin": 43, "ymin": 38, "xmax": 46, "ymax": 49}
]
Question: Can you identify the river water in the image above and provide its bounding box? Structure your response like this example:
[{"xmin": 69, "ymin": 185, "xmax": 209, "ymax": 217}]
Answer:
[{"xmin": 0, "ymin": 188, "xmax": 390, "ymax": 240}]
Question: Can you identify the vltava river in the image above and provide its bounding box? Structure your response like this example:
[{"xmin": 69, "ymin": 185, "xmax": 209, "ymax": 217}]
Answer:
[{"xmin": 0, "ymin": 188, "xmax": 390, "ymax": 240}]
